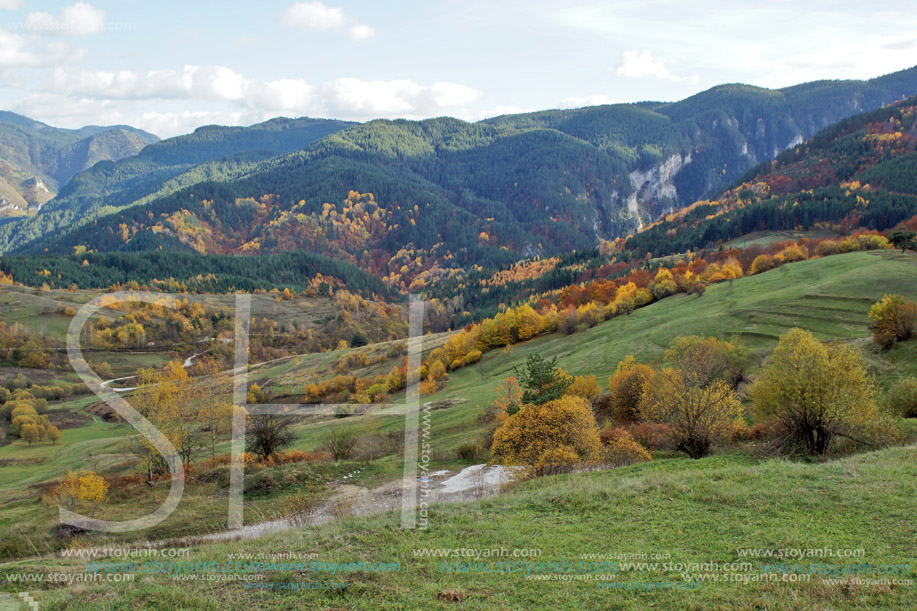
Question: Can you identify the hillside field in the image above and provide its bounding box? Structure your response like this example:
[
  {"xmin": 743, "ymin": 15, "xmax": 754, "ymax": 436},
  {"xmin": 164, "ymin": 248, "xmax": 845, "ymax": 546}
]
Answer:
[
  {"xmin": 0, "ymin": 250, "xmax": 915, "ymax": 590},
  {"xmin": 3, "ymin": 445, "xmax": 915, "ymax": 610}
]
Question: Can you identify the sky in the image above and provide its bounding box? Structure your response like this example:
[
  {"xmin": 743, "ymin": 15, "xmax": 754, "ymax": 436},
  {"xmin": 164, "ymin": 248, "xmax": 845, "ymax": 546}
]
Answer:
[{"xmin": 0, "ymin": 0, "xmax": 914, "ymax": 138}]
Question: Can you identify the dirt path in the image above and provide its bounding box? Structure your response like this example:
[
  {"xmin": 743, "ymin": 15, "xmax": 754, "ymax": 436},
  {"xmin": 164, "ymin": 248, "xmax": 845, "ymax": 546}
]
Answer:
[{"xmin": 187, "ymin": 464, "xmax": 523, "ymax": 544}]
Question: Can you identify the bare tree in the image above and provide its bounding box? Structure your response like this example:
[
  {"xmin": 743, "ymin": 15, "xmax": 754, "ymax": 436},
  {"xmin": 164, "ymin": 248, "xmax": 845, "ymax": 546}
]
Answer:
[
  {"xmin": 326, "ymin": 426, "xmax": 357, "ymax": 460},
  {"xmin": 246, "ymin": 414, "xmax": 295, "ymax": 460}
]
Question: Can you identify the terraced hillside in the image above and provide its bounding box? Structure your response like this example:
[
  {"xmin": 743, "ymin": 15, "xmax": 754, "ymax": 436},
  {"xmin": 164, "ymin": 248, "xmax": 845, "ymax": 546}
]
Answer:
[{"xmin": 247, "ymin": 249, "xmax": 917, "ymax": 459}]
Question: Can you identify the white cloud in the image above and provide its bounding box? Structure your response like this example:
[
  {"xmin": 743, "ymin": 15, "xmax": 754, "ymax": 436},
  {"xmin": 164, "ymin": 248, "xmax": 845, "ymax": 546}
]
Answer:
[
  {"xmin": 347, "ymin": 24, "xmax": 375, "ymax": 41},
  {"xmin": 313, "ymin": 78, "xmax": 480, "ymax": 117},
  {"xmin": 8, "ymin": 93, "xmax": 250, "ymax": 137},
  {"xmin": 614, "ymin": 50, "xmax": 698, "ymax": 84},
  {"xmin": 280, "ymin": 1, "xmax": 374, "ymax": 42},
  {"xmin": 25, "ymin": 2, "xmax": 106, "ymax": 36},
  {"xmin": 559, "ymin": 94, "xmax": 621, "ymax": 108},
  {"xmin": 0, "ymin": 1, "xmax": 23, "ymax": 10},
  {"xmin": 30, "ymin": 65, "xmax": 483, "ymax": 135},
  {"xmin": 45, "ymin": 66, "xmax": 482, "ymax": 116},
  {"xmin": 138, "ymin": 110, "xmax": 248, "ymax": 138},
  {"xmin": 0, "ymin": 27, "xmax": 85, "ymax": 67},
  {"xmin": 463, "ymin": 105, "xmax": 536, "ymax": 121},
  {"xmin": 47, "ymin": 65, "xmax": 253, "ymax": 102},
  {"xmin": 281, "ymin": 1, "xmax": 347, "ymax": 31},
  {"xmin": 751, "ymin": 38, "xmax": 917, "ymax": 88}
]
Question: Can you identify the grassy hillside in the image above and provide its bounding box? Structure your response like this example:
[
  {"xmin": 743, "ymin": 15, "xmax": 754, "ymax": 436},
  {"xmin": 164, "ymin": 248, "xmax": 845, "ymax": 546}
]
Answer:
[
  {"xmin": 4, "ymin": 446, "xmax": 915, "ymax": 610},
  {"xmin": 261, "ymin": 250, "xmax": 917, "ymax": 459},
  {"xmin": 0, "ymin": 251, "xmax": 917, "ymax": 609}
]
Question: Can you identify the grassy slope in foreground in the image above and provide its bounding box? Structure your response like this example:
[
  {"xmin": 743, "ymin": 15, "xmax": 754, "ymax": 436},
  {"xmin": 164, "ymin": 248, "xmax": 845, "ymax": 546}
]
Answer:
[{"xmin": 7, "ymin": 446, "xmax": 916, "ymax": 610}]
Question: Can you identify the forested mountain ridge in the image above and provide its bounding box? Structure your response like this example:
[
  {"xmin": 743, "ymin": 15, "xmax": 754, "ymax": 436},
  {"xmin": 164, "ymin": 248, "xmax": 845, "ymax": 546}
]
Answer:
[
  {"xmin": 413, "ymin": 96, "xmax": 917, "ymax": 320},
  {"xmin": 0, "ymin": 117, "xmax": 355, "ymax": 252},
  {"xmin": 4, "ymin": 97, "xmax": 917, "ymax": 322},
  {"xmin": 0, "ymin": 112, "xmax": 159, "ymax": 215},
  {"xmin": 4, "ymin": 66, "xmax": 917, "ymax": 278}
]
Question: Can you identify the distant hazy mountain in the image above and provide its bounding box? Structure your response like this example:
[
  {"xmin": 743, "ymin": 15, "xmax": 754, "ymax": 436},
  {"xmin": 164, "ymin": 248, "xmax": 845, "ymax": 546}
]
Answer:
[
  {"xmin": 2, "ymin": 65, "xmax": 916, "ymax": 263},
  {"xmin": 0, "ymin": 112, "xmax": 159, "ymax": 216}
]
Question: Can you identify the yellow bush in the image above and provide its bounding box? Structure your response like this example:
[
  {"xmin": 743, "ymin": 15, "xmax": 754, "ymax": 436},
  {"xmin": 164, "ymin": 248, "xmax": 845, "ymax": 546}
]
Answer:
[
  {"xmin": 577, "ymin": 302, "xmax": 602, "ymax": 328},
  {"xmin": 76, "ymin": 472, "xmax": 109, "ymax": 503},
  {"xmin": 634, "ymin": 288, "xmax": 653, "ymax": 307},
  {"xmin": 427, "ymin": 360, "xmax": 447, "ymax": 381},
  {"xmin": 780, "ymin": 244, "xmax": 808, "ymax": 262},
  {"xmin": 838, "ymin": 236, "xmax": 860, "ymax": 253},
  {"xmin": 463, "ymin": 349, "xmax": 483, "ymax": 365},
  {"xmin": 750, "ymin": 327, "xmax": 890, "ymax": 455},
  {"xmin": 602, "ymin": 356, "xmax": 653, "ymax": 422},
  {"xmin": 651, "ymin": 268, "xmax": 677, "ymax": 299},
  {"xmin": 567, "ymin": 374, "xmax": 601, "ymax": 402},
  {"xmin": 514, "ymin": 304, "xmax": 543, "ymax": 340},
  {"xmin": 750, "ymin": 254, "xmax": 776, "ymax": 275},
  {"xmin": 857, "ymin": 234, "xmax": 891, "ymax": 250},
  {"xmin": 814, "ymin": 240, "xmax": 840, "ymax": 256},
  {"xmin": 640, "ymin": 369, "xmax": 743, "ymax": 459},
  {"xmin": 59, "ymin": 470, "xmax": 109, "ymax": 504},
  {"xmin": 869, "ymin": 294, "xmax": 917, "ymax": 348},
  {"xmin": 534, "ymin": 445, "xmax": 581, "ymax": 475},
  {"xmin": 491, "ymin": 395, "xmax": 601, "ymax": 469},
  {"xmin": 303, "ymin": 384, "xmax": 321, "ymax": 401},
  {"xmin": 603, "ymin": 430, "xmax": 652, "ymax": 466}
]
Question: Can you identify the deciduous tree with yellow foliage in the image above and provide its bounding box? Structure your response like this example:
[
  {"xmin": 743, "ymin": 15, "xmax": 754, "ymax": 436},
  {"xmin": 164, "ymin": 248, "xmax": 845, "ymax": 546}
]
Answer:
[
  {"xmin": 639, "ymin": 337, "xmax": 745, "ymax": 459},
  {"xmin": 133, "ymin": 361, "xmax": 203, "ymax": 474},
  {"xmin": 869, "ymin": 294, "xmax": 917, "ymax": 349},
  {"xmin": 750, "ymin": 328, "xmax": 892, "ymax": 456}
]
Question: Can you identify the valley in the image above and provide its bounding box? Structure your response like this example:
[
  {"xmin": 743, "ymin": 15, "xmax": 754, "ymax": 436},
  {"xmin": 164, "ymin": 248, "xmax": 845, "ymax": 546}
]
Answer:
[{"xmin": 0, "ymin": 48, "xmax": 916, "ymax": 609}]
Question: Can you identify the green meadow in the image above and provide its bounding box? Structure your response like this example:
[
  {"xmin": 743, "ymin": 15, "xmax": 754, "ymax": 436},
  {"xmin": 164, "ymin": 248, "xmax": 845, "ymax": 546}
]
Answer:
[{"xmin": 1, "ymin": 250, "xmax": 916, "ymax": 609}]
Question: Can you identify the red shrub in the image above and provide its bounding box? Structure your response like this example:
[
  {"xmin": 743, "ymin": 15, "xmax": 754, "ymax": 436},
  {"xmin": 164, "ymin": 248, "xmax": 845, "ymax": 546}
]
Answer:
[{"xmin": 626, "ymin": 422, "xmax": 675, "ymax": 451}]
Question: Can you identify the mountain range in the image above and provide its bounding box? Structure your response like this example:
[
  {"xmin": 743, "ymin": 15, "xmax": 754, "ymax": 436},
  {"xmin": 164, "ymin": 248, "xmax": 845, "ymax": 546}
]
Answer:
[
  {"xmin": 0, "ymin": 112, "xmax": 158, "ymax": 217},
  {"xmin": 1, "ymin": 66, "xmax": 916, "ymax": 284}
]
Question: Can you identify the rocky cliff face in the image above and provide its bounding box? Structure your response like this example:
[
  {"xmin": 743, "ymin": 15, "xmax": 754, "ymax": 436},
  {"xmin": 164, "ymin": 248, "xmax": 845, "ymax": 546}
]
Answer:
[
  {"xmin": 616, "ymin": 108, "xmax": 847, "ymax": 235},
  {"xmin": 0, "ymin": 115, "xmax": 158, "ymax": 217},
  {"xmin": 626, "ymin": 152, "xmax": 693, "ymax": 228}
]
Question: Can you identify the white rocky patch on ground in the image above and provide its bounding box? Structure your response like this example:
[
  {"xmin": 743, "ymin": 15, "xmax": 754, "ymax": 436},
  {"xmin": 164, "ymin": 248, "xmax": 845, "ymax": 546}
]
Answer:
[
  {"xmin": 188, "ymin": 464, "xmax": 526, "ymax": 544},
  {"xmin": 438, "ymin": 464, "xmax": 521, "ymax": 495}
]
